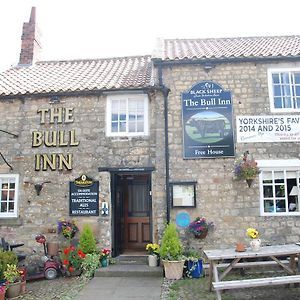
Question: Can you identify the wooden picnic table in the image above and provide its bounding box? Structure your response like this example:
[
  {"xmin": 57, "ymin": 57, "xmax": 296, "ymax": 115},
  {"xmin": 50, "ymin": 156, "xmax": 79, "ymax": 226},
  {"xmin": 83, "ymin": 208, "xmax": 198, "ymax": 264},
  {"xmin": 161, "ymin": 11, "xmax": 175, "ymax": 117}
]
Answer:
[{"xmin": 203, "ymin": 244, "xmax": 300, "ymax": 300}]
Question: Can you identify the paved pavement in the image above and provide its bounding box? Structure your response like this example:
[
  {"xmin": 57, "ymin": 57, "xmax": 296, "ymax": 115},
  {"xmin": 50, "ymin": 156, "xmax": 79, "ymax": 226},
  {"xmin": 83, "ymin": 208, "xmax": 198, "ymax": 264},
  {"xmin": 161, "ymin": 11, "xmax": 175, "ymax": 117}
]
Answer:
[{"xmin": 73, "ymin": 277, "xmax": 163, "ymax": 300}]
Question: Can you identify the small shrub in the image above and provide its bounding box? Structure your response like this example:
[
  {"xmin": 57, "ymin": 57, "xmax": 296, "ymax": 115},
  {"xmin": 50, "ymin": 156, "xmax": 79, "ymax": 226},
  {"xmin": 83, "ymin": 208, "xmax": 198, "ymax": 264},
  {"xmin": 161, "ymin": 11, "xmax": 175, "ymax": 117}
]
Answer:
[
  {"xmin": 159, "ymin": 223, "xmax": 183, "ymax": 261},
  {"xmin": 79, "ymin": 224, "xmax": 97, "ymax": 254}
]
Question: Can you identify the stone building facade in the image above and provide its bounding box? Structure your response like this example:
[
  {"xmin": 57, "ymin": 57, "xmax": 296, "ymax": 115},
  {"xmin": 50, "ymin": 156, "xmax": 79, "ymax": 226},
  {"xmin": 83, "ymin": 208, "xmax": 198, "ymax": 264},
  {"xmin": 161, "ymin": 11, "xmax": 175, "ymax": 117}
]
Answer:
[{"xmin": 1, "ymin": 8, "xmax": 300, "ymax": 255}]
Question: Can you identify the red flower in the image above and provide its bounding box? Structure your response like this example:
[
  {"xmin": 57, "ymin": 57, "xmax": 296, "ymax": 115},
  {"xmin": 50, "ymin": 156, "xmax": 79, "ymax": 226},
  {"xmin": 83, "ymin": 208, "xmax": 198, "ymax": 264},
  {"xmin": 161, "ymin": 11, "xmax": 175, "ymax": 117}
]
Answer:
[
  {"xmin": 63, "ymin": 248, "xmax": 70, "ymax": 255},
  {"xmin": 70, "ymin": 246, "xmax": 75, "ymax": 251},
  {"xmin": 77, "ymin": 250, "xmax": 86, "ymax": 258},
  {"xmin": 63, "ymin": 259, "xmax": 69, "ymax": 266},
  {"xmin": 68, "ymin": 266, "xmax": 74, "ymax": 273}
]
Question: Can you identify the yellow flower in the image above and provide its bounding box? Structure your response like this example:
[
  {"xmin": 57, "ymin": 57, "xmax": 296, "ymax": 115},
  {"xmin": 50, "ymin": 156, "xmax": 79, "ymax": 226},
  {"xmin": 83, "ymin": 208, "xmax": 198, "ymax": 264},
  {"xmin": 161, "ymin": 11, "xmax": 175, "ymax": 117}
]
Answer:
[
  {"xmin": 246, "ymin": 227, "xmax": 259, "ymax": 239},
  {"xmin": 146, "ymin": 243, "xmax": 160, "ymax": 255}
]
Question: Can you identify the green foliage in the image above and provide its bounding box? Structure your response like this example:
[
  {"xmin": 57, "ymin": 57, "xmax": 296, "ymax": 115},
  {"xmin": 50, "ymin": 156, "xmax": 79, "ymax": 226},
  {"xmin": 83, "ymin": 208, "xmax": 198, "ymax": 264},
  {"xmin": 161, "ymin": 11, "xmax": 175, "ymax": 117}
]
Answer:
[
  {"xmin": 81, "ymin": 253, "xmax": 100, "ymax": 279},
  {"xmin": 159, "ymin": 223, "xmax": 183, "ymax": 261},
  {"xmin": 0, "ymin": 250, "xmax": 18, "ymax": 279},
  {"xmin": 79, "ymin": 224, "xmax": 97, "ymax": 254},
  {"xmin": 4, "ymin": 264, "xmax": 21, "ymax": 283}
]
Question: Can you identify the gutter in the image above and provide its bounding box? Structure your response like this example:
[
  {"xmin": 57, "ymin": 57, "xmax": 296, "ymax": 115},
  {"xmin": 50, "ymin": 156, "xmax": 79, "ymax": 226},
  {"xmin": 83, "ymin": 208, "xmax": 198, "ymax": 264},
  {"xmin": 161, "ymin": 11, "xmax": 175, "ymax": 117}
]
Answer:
[
  {"xmin": 157, "ymin": 64, "xmax": 171, "ymax": 223},
  {"xmin": 152, "ymin": 55, "xmax": 300, "ymax": 67}
]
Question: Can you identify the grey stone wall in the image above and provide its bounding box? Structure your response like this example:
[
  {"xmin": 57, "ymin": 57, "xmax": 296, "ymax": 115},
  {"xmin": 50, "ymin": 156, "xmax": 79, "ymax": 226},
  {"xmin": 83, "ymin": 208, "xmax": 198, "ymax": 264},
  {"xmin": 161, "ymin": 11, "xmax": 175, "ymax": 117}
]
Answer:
[
  {"xmin": 162, "ymin": 60, "xmax": 300, "ymax": 251},
  {"xmin": 0, "ymin": 91, "xmax": 167, "ymax": 253}
]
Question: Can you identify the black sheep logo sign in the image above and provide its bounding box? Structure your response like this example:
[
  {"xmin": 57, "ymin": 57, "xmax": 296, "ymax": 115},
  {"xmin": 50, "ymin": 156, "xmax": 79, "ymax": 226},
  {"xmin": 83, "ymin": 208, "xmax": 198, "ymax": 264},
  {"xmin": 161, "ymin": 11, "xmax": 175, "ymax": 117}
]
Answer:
[{"xmin": 182, "ymin": 81, "xmax": 234, "ymax": 158}]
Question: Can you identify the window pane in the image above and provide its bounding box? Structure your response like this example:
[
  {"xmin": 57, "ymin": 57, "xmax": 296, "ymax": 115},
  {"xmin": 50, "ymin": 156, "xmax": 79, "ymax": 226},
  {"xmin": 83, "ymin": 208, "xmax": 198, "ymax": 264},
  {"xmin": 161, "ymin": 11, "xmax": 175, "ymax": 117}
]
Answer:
[
  {"xmin": 263, "ymin": 186, "xmax": 273, "ymax": 197},
  {"xmin": 119, "ymin": 114, "xmax": 126, "ymax": 121},
  {"xmin": 128, "ymin": 121, "xmax": 136, "ymax": 132},
  {"xmin": 273, "ymin": 85, "xmax": 281, "ymax": 96},
  {"xmin": 276, "ymin": 199, "xmax": 286, "ymax": 212},
  {"xmin": 8, "ymin": 202, "xmax": 14, "ymax": 212},
  {"xmin": 119, "ymin": 122, "xmax": 126, "ymax": 132},
  {"xmin": 283, "ymin": 96, "xmax": 292, "ymax": 108},
  {"xmin": 264, "ymin": 200, "xmax": 275, "ymax": 213},
  {"xmin": 275, "ymin": 185, "xmax": 285, "ymax": 197},
  {"xmin": 272, "ymin": 74, "xmax": 280, "ymax": 84},
  {"xmin": 111, "ymin": 122, "xmax": 118, "ymax": 132},
  {"xmin": 294, "ymin": 73, "xmax": 300, "ymax": 84},
  {"xmin": 112, "ymin": 113, "xmax": 118, "ymax": 121},
  {"xmin": 281, "ymin": 73, "xmax": 290, "ymax": 84},
  {"xmin": 137, "ymin": 121, "xmax": 144, "ymax": 132},
  {"xmin": 274, "ymin": 97, "xmax": 283, "ymax": 108},
  {"xmin": 1, "ymin": 202, "xmax": 7, "ymax": 213}
]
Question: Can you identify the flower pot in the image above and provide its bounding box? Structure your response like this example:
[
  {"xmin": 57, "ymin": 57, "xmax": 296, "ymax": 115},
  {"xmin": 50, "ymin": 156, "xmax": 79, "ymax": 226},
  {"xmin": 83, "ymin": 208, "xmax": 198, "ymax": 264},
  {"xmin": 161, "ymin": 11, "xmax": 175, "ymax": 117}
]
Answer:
[
  {"xmin": 162, "ymin": 260, "xmax": 185, "ymax": 280},
  {"xmin": 0, "ymin": 291, "xmax": 5, "ymax": 300},
  {"xmin": 47, "ymin": 242, "xmax": 59, "ymax": 256},
  {"xmin": 148, "ymin": 255, "xmax": 158, "ymax": 267},
  {"xmin": 186, "ymin": 259, "xmax": 203, "ymax": 278},
  {"xmin": 100, "ymin": 258, "xmax": 109, "ymax": 267},
  {"xmin": 20, "ymin": 280, "xmax": 26, "ymax": 294},
  {"xmin": 194, "ymin": 230, "xmax": 208, "ymax": 239},
  {"xmin": 250, "ymin": 238, "xmax": 261, "ymax": 251},
  {"xmin": 6, "ymin": 281, "xmax": 21, "ymax": 298}
]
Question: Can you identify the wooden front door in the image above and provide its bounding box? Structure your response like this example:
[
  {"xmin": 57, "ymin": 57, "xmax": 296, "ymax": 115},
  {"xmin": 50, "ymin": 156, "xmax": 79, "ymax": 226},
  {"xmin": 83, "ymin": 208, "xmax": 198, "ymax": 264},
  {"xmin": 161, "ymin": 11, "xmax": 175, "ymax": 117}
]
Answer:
[{"xmin": 123, "ymin": 174, "xmax": 151, "ymax": 251}]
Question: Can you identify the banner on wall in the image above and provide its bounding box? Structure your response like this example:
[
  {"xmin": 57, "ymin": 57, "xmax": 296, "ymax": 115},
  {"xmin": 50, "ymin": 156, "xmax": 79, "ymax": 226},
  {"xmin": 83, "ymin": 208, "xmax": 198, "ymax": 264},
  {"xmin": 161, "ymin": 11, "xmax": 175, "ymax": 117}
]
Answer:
[
  {"xmin": 182, "ymin": 81, "xmax": 235, "ymax": 158},
  {"xmin": 236, "ymin": 115, "xmax": 300, "ymax": 143}
]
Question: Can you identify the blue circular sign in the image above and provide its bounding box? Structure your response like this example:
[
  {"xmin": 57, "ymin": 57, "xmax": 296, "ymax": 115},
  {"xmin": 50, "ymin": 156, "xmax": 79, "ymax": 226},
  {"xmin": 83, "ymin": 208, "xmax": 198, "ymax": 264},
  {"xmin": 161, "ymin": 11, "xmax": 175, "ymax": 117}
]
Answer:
[{"xmin": 176, "ymin": 212, "xmax": 190, "ymax": 228}]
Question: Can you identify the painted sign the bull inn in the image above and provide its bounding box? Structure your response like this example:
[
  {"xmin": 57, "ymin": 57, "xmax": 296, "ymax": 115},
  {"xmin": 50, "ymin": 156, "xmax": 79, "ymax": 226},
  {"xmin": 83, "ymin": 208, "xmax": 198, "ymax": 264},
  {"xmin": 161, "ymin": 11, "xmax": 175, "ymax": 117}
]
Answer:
[{"xmin": 182, "ymin": 81, "xmax": 235, "ymax": 158}]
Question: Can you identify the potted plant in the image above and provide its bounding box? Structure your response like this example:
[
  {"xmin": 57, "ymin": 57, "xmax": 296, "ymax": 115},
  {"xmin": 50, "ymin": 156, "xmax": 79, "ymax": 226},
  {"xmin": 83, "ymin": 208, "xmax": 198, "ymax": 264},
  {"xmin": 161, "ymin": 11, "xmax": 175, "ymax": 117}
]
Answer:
[
  {"xmin": 247, "ymin": 227, "xmax": 261, "ymax": 251},
  {"xmin": 187, "ymin": 216, "xmax": 214, "ymax": 239},
  {"xmin": 61, "ymin": 246, "xmax": 86, "ymax": 276},
  {"xmin": 159, "ymin": 223, "xmax": 185, "ymax": 280},
  {"xmin": 0, "ymin": 249, "xmax": 18, "ymax": 280},
  {"xmin": 4, "ymin": 264, "xmax": 22, "ymax": 298},
  {"xmin": 81, "ymin": 253, "xmax": 101, "ymax": 278},
  {"xmin": 79, "ymin": 224, "xmax": 97, "ymax": 254},
  {"xmin": 100, "ymin": 248, "xmax": 111, "ymax": 267},
  {"xmin": 184, "ymin": 250, "xmax": 203, "ymax": 278},
  {"xmin": 146, "ymin": 243, "xmax": 160, "ymax": 267},
  {"xmin": 234, "ymin": 151, "xmax": 260, "ymax": 187}
]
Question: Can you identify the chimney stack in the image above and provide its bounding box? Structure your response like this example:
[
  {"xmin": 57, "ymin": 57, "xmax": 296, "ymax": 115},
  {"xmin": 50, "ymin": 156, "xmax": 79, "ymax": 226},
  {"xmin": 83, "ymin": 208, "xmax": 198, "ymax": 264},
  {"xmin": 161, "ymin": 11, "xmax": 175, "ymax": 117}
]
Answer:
[{"xmin": 19, "ymin": 7, "xmax": 42, "ymax": 65}]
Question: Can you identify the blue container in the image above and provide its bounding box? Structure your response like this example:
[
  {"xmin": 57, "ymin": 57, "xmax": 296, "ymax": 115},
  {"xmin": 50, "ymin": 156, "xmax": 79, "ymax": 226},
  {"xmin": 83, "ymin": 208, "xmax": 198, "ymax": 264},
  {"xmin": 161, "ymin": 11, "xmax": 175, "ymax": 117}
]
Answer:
[{"xmin": 187, "ymin": 259, "xmax": 203, "ymax": 278}]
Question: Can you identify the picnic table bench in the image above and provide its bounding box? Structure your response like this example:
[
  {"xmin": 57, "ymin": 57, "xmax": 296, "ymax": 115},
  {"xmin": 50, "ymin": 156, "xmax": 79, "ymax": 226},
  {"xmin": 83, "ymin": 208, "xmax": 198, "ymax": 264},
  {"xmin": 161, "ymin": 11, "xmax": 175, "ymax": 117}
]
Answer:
[{"xmin": 203, "ymin": 244, "xmax": 300, "ymax": 300}]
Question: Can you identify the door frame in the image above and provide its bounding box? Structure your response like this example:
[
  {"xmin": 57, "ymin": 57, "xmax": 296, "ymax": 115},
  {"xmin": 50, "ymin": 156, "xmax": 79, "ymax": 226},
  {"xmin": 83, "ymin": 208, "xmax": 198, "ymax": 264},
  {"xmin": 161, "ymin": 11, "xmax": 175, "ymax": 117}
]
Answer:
[{"xmin": 110, "ymin": 168, "xmax": 153, "ymax": 257}]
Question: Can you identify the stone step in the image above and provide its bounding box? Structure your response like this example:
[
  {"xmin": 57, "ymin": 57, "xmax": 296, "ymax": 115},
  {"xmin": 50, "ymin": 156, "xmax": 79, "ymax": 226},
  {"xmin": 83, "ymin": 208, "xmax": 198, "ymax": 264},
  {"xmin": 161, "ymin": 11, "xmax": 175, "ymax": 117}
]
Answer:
[
  {"xmin": 95, "ymin": 264, "xmax": 163, "ymax": 277},
  {"xmin": 115, "ymin": 255, "xmax": 148, "ymax": 265}
]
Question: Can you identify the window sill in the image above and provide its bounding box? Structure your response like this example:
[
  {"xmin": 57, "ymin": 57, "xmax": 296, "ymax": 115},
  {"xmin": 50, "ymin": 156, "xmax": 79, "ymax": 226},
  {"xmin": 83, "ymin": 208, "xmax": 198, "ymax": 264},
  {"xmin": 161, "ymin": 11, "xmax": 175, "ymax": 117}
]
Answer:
[{"xmin": 0, "ymin": 218, "xmax": 23, "ymax": 226}]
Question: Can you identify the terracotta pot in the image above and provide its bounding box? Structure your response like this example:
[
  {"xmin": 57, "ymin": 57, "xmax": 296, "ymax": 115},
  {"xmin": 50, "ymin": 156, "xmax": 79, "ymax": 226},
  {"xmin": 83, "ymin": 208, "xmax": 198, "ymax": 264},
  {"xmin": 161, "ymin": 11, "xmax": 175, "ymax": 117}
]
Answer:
[
  {"xmin": 235, "ymin": 242, "xmax": 246, "ymax": 252},
  {"xmin": 0, "ymin": 291, "xmax": 5, "ymax": 300},
  {"xmin": 6, "ymin": 281, "xmax": 21, "ymax": 298}
]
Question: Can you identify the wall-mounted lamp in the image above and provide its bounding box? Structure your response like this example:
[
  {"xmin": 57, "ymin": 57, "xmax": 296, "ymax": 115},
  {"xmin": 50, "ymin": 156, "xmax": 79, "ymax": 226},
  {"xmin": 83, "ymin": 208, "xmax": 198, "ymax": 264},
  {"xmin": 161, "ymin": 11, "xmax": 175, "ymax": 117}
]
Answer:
[
  {"xmin": 203, "ymin": 63, "xmax": 215, "ymax": 73},
  {"xmin": 49, "ymin": 96, "xmax": 60, "ymax": 104},
  {"xmin": 34, "ymin": 181, "xmax": 51, "ymax": 196}
]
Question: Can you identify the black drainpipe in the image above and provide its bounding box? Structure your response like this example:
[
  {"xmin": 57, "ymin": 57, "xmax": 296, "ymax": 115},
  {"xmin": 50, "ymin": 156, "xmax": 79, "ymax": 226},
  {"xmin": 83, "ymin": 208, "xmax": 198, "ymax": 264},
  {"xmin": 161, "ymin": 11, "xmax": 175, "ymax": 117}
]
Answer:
[{"xmin": 157, "ymin": 63, "xmax": 171, "ymax": 223}]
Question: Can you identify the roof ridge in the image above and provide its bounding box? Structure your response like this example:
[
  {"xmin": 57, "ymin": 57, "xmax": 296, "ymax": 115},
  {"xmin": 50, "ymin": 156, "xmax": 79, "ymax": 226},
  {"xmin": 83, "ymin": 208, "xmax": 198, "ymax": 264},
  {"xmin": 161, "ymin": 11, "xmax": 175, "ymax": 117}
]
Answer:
[
  {"xmin": 36, "ymin": 55, "xmax": 152, "ymax": 65},
  {"xmin": 164, "ymin": 35, "xmax": 300, "ymax": 42}
]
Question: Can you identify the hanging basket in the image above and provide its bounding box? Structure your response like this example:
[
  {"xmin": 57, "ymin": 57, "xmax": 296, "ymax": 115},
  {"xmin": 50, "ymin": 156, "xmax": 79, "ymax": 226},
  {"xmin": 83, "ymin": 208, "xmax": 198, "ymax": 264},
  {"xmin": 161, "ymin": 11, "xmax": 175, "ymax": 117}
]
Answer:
[
  {"xmin": 194, "ymin": 230, "xmax": 208, "ymax": 239},
  {"xmin": 246, "ymin": 178, "xmax": 254, "ymax": 188}
]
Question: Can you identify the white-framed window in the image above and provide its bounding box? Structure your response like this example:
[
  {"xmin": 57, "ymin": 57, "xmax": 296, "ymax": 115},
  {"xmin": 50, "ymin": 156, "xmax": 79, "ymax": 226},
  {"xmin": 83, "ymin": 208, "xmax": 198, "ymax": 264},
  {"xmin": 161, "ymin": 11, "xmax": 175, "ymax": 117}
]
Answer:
[
  {"xmin": 0, "ymin": 174, "xmax": 19, "ymax": 218},
  {"xmin": 106, "ymin": 94, "xmax": 149, "ymax": 137},
  {"xmin": 268, "ymin": 68, "xmax": 300, "ymax": 112},
  {"xmin": 258, "ymin": 160, "xmax": 300, "ymax": 216}
]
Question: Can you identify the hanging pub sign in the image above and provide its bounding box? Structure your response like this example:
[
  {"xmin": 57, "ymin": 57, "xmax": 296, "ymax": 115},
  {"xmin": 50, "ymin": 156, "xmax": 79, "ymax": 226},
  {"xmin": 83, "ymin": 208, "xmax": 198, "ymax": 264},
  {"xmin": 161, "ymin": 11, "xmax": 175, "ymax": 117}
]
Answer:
[
  {"xmin": 69, "ymin": 174, "xmax": 99, "ymax": 216},
  {"xmin": 182, "ymin": 80, "xmax": 234, "ymax": 158}
]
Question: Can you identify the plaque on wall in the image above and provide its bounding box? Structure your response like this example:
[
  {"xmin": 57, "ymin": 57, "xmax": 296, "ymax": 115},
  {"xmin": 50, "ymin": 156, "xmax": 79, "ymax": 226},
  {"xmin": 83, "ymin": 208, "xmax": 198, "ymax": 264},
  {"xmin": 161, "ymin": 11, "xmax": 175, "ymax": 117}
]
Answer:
[{"xmin": 69, "ymin": 174, "xmax": 99, "ymax": 216}]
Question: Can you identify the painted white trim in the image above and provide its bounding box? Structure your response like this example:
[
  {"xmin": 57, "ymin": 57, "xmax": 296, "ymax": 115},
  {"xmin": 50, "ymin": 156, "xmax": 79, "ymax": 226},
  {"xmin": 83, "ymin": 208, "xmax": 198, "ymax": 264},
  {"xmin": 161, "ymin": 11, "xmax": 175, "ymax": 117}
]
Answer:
[
  {"xmin": 0, "ymin": 174, "xmax": 19, "ymax": 218},
  {"xmin": 268, "ymin": 68, "xmax": 300, "ymax": 113},
  {"xmin": 258, "ymin": 163, "xmax": 300, "ymax": 216},
  {"xmin": 106, "ymin": 94, "xmax": 149, "ymax": 137}
]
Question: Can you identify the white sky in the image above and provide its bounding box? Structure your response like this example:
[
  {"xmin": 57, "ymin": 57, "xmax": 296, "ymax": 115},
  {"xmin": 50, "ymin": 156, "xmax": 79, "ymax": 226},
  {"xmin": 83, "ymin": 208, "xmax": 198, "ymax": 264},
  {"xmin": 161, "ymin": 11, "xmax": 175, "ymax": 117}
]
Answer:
[{"xmin": 1, "ymin": 0, "xmax": 300, "ymax": 72}]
